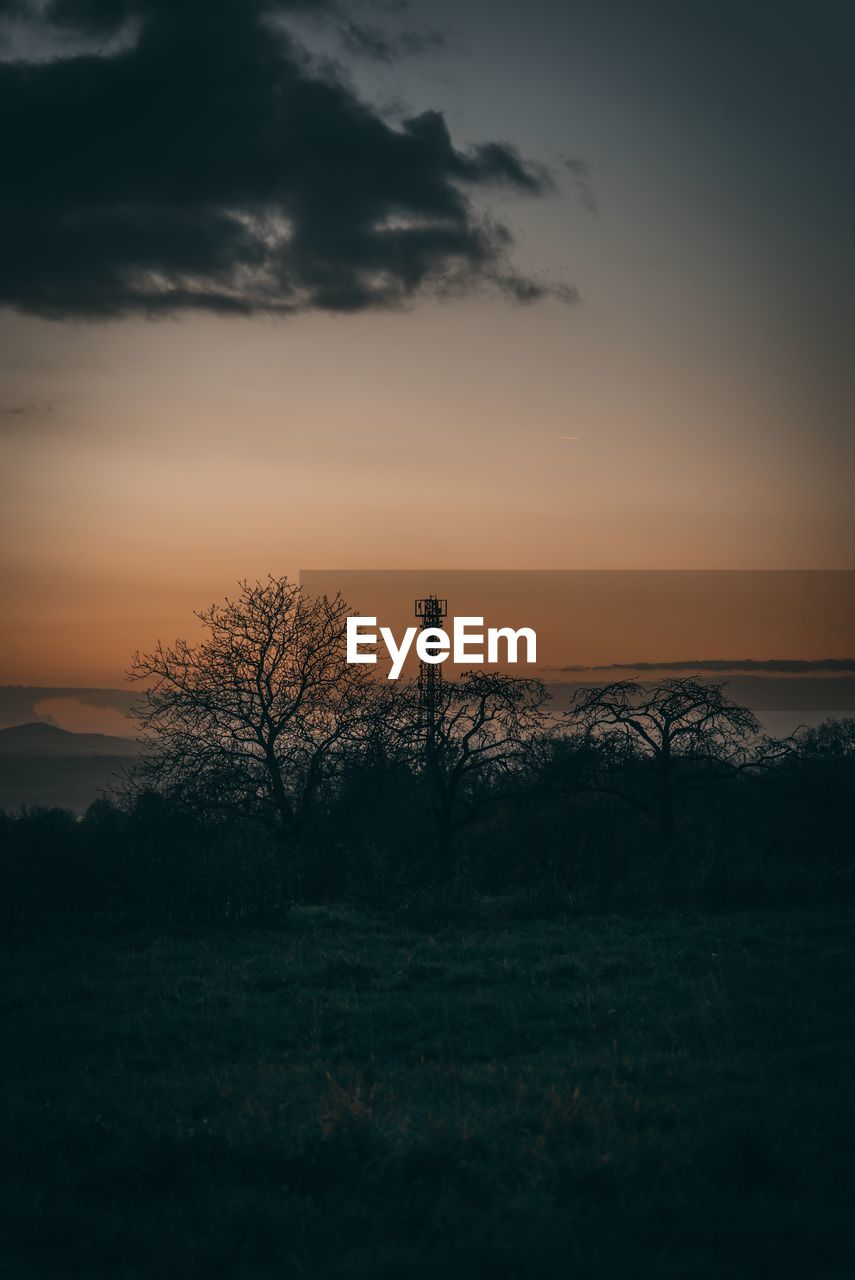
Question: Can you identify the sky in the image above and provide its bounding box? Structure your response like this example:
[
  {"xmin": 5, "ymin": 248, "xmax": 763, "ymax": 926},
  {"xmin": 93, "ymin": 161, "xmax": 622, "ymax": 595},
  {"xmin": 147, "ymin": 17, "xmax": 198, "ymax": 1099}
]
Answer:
[{"xmin": 1, "ymin": 0, "xmax": 854, "ymax": 693}]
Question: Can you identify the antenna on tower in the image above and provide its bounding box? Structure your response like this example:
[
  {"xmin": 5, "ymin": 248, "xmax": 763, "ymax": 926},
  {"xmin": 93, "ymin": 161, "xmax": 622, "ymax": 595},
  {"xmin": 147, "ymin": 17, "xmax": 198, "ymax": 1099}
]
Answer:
[{"xmin": 414, "ymin": 595, "xmax": 447, "ymax": 758}]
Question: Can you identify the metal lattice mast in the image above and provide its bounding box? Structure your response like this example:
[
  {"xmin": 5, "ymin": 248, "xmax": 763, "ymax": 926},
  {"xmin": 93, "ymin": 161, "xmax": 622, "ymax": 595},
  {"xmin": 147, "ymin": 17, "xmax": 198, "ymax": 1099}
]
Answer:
[{"xmin": 414, "ymin": 595, "xmax": 447, "ymax": 758}]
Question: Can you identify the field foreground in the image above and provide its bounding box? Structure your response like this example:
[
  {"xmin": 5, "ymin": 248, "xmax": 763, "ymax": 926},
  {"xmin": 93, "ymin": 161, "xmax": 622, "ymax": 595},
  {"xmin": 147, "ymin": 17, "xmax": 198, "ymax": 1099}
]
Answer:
[{"xmin": 2, "ymin": 907, "xmax": 853, "ymax": 1279}]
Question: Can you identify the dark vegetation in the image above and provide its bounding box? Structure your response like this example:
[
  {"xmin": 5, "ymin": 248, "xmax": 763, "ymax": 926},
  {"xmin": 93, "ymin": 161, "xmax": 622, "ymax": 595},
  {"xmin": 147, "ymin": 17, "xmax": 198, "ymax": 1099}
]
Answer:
[
  {"xmin": 2, "ymin": 695, "xmax": 852, "ymax": 934},
  {"xmin": 6, "ymin": 576, "xmax": 849, "ymax": 931},
  {"xmin": 1, "ymin": 578, "xmax": 853, "ymax": 1276},
  {"xmin": 1, "ymin": 709, "xmax": 853, "ymax": 932}
]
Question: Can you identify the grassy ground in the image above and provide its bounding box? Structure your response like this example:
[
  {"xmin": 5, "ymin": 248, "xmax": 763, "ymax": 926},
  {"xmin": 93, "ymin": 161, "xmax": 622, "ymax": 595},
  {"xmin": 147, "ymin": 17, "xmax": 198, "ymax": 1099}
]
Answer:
[{"xmin": 2, "ymin": 906, "xmax": 853, "ymax": 1279}]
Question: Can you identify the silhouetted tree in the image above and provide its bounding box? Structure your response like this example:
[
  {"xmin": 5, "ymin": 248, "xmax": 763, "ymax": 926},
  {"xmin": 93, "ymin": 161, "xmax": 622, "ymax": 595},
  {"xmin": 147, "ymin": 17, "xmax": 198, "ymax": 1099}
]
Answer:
[
  {"xmin": 795, "ymin": 717, "xmax": 855, "ymax": 761},
  {"xmin": 391, "ymin": 671, "xmax": 551, "ymax": 881},
  {"xmin": 787, "ymin": 717, "xmax": 855, "ymax": 825},
  {"xmin": 564, "ymin": 678, "xmax": 790, "ymax": 849},
  {"xmin": 128, "ymin": 577, "xmax": 386, "ymax": 889}
]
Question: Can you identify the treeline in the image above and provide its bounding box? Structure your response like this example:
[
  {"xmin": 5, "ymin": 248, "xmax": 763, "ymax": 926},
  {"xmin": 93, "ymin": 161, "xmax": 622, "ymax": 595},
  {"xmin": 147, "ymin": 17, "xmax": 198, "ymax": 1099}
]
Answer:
[
  {"xmin": 1, "ymin": 577, "xmax": 853, "ymax": 931},
  {"xmin": 0, "ymin": 713, "xmax": 853, "ymax": 932}
]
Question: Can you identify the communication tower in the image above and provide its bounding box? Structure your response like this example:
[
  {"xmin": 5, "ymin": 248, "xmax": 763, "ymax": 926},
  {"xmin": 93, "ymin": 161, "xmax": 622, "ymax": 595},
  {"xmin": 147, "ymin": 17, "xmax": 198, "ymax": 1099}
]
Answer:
[{"xmin": 414, "ymin": 595, "xmax": 447, "ymax": 756}]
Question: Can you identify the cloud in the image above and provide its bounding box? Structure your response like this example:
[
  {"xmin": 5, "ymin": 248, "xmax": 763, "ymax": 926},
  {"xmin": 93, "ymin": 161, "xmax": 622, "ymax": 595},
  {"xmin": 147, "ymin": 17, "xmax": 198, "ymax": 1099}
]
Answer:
[
  {"xmin": 33, "ymin": 695, "xmax": 136, "ymax": 735},
  {"xmin": 551, "ymin": 659, "xmax": 855, "ymax": 675},
  {"xmin": 0, "ymin": 0, "xmax": 572, "ymax": 318},
  {"xmin": 1, "ymin": 400, "xmax": 55, "ymax": 430},
  {"xmin": 0, "ymin": 686, "xmax": 139, "ymax": 729},
  {"xmin": 562, "ymin": 156, "xmax": 597, "ymax": 214},
  {"xmin": 2, "ymin": 401, "xmax": 54, "ymax": 415}
]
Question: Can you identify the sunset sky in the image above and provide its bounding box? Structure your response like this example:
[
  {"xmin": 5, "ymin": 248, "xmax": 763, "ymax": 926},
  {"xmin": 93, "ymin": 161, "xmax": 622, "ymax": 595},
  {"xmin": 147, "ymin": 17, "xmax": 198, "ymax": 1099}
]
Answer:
[{"xmin": 2, "ymin": 0, "xmax": 854, "ymax": 690}]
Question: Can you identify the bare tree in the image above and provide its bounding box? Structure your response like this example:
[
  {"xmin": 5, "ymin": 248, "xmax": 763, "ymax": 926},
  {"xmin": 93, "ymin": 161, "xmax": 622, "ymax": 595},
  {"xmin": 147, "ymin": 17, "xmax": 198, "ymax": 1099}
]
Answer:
[
  {"xmin": 787, "ymin": 717, "xmax": 855, "ymax": 823},
  {"xmin": 564, "ymin": 677, "xmax": 790, "ymax": 847},
  {"xmin": 128, "ymin": 577, "xmax": 385, "ymax": 877},
  {"xmin": 391, "ymin": 672, "xmax": 551, "ymax": 880},
  {"xmin": 795, "ymin": 717, "xmax": 855, "ymax": 760}
]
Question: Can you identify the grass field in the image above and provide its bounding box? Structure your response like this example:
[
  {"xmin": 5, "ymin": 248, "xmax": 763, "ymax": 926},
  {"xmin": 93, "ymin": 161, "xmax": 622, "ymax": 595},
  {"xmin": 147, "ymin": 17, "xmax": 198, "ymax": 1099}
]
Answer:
[{"xmin": 2, "ymin": 906, "xmax": 853, "ymax": 1279}]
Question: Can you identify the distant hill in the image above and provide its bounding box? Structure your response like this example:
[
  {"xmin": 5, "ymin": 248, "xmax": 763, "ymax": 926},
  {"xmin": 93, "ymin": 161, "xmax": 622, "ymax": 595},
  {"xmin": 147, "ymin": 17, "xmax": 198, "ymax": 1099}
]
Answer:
[
  {"xmin": 0, "ymin": 723, "xmax": 142, "ymax": 813},
  {"xmin": 0, "ymin": 722, "xmax": 141, "ymax": 757}
]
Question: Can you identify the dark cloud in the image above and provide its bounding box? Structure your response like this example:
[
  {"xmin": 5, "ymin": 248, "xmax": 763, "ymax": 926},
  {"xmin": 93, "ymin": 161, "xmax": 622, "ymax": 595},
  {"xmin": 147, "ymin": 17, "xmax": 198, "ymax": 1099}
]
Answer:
[
  {"xmin": 552, "ymin": 659, "xmax": 855, "ymax": 675},
  {"xmin": 2, "ymin": 401, "xmax": 54, "ymax": 415},
  {"xmin": 0, "ymin": 0, "xmax": 572, "ymax": 318}
]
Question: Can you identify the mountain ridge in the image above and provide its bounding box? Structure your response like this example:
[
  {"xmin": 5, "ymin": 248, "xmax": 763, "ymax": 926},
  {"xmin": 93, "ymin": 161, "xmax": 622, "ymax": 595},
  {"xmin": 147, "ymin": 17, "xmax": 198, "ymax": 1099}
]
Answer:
[{"xmin": 0, "ymin": 722, "xmax": 140, "ymax": 757}]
